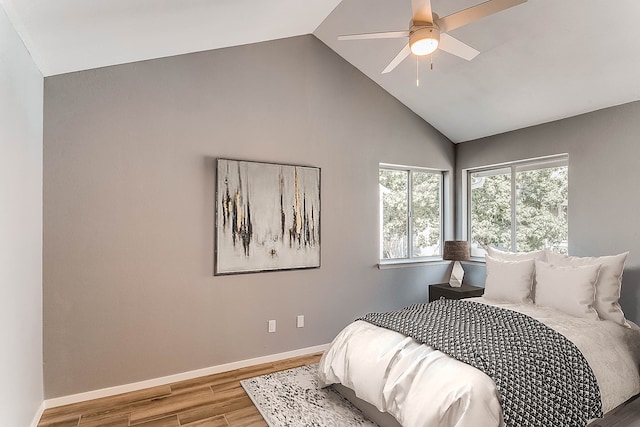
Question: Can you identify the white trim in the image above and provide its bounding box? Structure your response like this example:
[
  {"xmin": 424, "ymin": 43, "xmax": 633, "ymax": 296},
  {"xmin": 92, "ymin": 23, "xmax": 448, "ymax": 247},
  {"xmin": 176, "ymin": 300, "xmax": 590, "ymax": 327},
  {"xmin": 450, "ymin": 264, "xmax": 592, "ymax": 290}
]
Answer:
[
  {"xmin": 379, "ymin": 163, "xmax": 445, "ymax": 174},
  {"xmin": 510, "ymin": 164, "xmax": 517, "ymax": 252},
  {"xmin": 30, "ymin": 401, "xmax": 46, "ymax": 427},
  {"xmin": 378, "ymin": 260, "xmax": 449, "ymax": 269},
  {"xmin": 463, "ymin": 153, "xmax": 568, "ymax": 175},
  {"xmin": 43, "ymin": 343, "xmax": 330, "ymax": 410},
  {"xmin": 461, "ymin": 168, "xmax": 468, "ymax": 241}
]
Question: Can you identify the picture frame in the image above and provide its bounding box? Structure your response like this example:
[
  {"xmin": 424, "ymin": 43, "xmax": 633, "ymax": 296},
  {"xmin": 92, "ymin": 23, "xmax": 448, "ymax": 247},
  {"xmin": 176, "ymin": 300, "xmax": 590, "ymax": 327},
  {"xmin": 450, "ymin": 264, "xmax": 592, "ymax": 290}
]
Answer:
[{"xmin": 215, "ymin": 159, "xmax": 321, "ymax": 275}]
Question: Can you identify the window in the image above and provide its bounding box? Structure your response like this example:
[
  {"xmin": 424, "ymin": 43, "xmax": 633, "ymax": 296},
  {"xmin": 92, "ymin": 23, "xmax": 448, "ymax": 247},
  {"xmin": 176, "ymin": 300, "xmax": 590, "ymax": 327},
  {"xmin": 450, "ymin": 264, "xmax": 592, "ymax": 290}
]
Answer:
[
  {"xmin": 467, "ymin": 156, "xmax": 568, "ymax": 258},
  {"xmin": 379, "ymin": 165, "xmax": 443, "ymax": 261}
]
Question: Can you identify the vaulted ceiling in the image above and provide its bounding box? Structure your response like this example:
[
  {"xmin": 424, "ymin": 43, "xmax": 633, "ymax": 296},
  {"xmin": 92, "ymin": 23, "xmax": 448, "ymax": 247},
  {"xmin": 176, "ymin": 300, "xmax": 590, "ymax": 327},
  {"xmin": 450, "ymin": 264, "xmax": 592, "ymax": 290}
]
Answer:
[{"xmin": 3, "ymin": 0, "xmax": 640, "ymax": 142}]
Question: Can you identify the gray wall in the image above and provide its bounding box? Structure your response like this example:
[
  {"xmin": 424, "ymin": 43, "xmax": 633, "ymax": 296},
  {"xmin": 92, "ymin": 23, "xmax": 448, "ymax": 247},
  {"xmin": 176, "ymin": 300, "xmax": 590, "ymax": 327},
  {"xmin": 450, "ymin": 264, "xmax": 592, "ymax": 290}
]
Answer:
[
  {"xmin": 43, "ymin": 35, "xmax": 455, "ymax": 398},
  {"xmin": 457, "ymin": 101, "xmax": 640, "ymax": 325},
  {"xmin": 0, "ymin": 6, "xmax": 45, "ymax": 425}
]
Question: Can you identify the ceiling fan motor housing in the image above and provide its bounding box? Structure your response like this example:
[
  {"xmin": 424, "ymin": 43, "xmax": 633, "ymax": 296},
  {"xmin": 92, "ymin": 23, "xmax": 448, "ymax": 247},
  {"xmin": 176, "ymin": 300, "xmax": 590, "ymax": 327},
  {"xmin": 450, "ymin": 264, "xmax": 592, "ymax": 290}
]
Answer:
[{"xmin": 409, "ymin": 23, "xmax": 440, "ymax": 56}]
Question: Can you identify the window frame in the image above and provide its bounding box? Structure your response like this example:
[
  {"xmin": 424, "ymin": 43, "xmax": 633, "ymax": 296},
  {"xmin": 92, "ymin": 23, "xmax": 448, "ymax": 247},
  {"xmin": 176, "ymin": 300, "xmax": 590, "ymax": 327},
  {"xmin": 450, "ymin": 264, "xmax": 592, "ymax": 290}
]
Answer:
[
  {"xmin": 463, "ymin": 155, "xmax": 569, "ymax": 260},
  {"xmin": 379, "ymin": 163, "xmax": 445, "ymax": 264}
]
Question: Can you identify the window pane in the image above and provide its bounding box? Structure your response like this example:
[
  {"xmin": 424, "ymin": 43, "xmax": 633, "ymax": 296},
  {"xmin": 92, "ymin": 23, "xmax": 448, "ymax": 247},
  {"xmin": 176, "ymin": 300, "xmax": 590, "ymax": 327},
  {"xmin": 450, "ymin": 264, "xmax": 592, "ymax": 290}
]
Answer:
[
  {"xmin": 515, "ymin": 165, "xmax": 568, "ymax": 253},
  {"xmin": 412, "ymin": 171, "xmax": 441, "ymax": 257},
  {"xmin": 470, "ymin": 170, "xmax": 512, "ymax": 256},
  {"xmin": 379, "ymin": 169, "xmax": 408, "ymax": 259}
]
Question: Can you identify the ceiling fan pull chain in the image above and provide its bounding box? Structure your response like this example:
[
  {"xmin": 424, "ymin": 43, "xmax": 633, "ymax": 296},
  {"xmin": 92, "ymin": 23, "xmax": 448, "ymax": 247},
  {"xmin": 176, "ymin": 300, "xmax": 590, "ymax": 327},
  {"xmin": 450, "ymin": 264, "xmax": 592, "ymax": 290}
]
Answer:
[
  {"xmin": 430, "ymin": 53, "xmax": 434, "ymax": 70},
  {"xmin": 416, "ymin": 56, "xmax": 420, "ymax": 87}
]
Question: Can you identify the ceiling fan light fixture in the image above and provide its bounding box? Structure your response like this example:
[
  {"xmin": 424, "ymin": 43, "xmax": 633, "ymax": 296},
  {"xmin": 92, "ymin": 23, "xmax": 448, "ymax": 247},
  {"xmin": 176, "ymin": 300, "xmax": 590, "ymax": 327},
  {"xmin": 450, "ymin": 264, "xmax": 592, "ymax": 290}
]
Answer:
[{"xmin": 409, "ymin": 26, "xmax": 440, "ymax": 56}]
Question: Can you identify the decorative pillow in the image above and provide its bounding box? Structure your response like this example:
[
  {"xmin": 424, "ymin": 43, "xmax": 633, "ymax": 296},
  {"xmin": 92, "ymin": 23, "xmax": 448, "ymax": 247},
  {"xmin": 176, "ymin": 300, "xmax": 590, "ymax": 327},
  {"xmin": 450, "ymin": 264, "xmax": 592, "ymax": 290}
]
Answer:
[
  {"xmin": 483, "ymin": 256, "xmax": 535, "ymax": 304},
  {"xmin": 484, "ymin": 245, "xmax": 547, "ymax": 262},
  {"xmin": 534, "ymin": 260, "xmax": 600, "ymax": 320},
  {"xmin": 546, "ymin": 251, "xmax": 629, "ymax": 327}
]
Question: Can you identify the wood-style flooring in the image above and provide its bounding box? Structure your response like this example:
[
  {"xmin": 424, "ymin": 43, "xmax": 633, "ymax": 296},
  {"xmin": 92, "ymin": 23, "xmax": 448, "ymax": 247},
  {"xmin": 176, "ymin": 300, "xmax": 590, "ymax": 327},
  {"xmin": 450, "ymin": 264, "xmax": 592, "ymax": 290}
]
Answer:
[
  {"xmin": 37, "ymin": 353, "xmax": 322, "ymax": 427},
  {"xmin": 36, "ymin": 350, "xmax": 640, "ymax": 427}
]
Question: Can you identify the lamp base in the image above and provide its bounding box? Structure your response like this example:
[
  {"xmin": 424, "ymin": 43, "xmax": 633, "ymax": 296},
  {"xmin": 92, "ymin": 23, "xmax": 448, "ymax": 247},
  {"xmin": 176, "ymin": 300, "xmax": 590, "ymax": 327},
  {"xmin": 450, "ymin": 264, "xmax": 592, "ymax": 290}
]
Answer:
[{"xmin": 449, "ymin": 260, "xmax": 464, "ymax": 288}]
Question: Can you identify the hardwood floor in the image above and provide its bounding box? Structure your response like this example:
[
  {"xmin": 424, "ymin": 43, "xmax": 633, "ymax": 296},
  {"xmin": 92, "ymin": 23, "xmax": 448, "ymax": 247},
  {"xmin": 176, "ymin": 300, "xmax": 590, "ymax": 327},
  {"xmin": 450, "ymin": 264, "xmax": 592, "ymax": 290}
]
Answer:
[
  {"xmin": 37, "ymin": 351, "xmax": 640, "ymax": 427},
  {"xmin": 38, "ymin": 353, "xmax": 323, "ymax": 427}
]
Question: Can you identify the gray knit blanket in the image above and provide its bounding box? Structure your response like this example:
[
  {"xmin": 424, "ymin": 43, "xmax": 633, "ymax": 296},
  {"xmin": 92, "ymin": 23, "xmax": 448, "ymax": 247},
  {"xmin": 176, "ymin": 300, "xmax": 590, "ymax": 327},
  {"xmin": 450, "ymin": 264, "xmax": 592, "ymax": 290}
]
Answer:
[{"xmin": 359, "ymin": 299, "xmax": 602, "ymax": 427}]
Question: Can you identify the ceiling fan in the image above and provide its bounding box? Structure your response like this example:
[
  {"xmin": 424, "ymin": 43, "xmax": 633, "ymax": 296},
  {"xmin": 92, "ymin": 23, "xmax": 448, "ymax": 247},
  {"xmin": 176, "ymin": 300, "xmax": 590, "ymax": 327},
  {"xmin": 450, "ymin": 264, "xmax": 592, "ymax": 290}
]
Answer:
[{"xmin": 338, "ymin": 0, "xmax": 527, "ymax": 74}]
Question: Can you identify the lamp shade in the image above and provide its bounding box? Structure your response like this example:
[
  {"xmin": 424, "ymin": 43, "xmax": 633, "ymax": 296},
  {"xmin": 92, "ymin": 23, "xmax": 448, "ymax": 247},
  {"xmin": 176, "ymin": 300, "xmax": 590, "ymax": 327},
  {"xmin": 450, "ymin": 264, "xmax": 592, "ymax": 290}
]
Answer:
[{"xmin": 443, "ymin": 241, "xmax": 470, "ymax": 261}]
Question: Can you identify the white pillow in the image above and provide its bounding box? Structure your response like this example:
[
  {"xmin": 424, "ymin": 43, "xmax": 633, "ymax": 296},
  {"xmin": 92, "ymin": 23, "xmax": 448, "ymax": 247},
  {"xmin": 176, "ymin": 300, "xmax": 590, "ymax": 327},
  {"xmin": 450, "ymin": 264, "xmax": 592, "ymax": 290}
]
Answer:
[
  {"xmin": 484, "ymin": 245, "xmax": 547, "ymax": 262},
  {"xmin": 484, "ymin": 256, "xmax": 535, "ymax": 304},
  {"xmin": 546, "ymin": 251, "xmax": 629, "ymax": 327},
  {"xmin": 534, "ymin": 260, "xmax": 600, "ymax": 320}
]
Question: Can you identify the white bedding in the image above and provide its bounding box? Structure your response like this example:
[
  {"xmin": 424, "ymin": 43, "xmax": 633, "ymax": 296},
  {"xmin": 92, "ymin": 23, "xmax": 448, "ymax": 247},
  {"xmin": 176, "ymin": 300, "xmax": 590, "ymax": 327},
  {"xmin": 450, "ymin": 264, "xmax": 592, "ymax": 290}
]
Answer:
[{"xmin": 318, "ymin": 297, "xmax": 640, "ymax": 427}]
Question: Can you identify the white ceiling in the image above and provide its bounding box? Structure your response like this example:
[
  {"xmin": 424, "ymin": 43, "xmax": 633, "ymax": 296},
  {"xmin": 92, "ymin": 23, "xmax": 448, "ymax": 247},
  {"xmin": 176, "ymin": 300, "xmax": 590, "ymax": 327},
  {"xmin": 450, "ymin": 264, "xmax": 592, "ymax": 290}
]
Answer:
[
  {"xmin": 3, "ymin": 0, "xmax": 640, "ymax": 142},
  {"xmin": 0, "ymin": 0, "xmax": 342, "ymax": 76}
]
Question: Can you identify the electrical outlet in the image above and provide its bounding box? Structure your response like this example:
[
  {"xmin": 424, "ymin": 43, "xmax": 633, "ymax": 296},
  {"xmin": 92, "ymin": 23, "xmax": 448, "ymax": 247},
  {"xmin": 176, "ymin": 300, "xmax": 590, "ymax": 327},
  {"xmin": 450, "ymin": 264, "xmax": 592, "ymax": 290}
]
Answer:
[
  {"xmin": 297, "ymin": 315, "xmax": 304, "ymax": 328},
  {"xmin": 268, "ymin": 320, "xmax": 276, "ymax": 333}
]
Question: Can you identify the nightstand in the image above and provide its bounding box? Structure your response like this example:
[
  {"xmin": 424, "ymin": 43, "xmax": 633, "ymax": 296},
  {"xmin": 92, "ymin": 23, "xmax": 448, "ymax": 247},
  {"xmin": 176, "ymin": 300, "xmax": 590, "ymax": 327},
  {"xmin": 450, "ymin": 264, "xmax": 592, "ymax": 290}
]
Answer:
[{"xmin": 429, "ymin": 283, "xmax": 484, "ymax": 302}]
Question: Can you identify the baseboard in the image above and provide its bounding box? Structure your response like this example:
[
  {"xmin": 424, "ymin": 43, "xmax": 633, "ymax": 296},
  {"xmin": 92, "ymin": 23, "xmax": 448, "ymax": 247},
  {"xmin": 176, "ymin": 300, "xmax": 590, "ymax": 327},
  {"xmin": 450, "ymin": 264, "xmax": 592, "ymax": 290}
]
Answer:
[
  {"xmin": 30, "ymin": 401, "xmax": 46, "ymax": 427},
  {"xmin": 44, "ymin": 343, "xmax": 330, "ymax": 410}
]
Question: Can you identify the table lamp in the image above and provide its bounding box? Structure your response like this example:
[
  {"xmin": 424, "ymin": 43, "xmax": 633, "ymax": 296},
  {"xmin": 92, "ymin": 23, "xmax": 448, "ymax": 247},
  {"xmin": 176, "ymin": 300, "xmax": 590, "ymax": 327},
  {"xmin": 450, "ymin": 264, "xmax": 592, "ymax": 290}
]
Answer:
[{"xmin": 443, "ymin": 240, "xmax": 470, "ymax": 288}]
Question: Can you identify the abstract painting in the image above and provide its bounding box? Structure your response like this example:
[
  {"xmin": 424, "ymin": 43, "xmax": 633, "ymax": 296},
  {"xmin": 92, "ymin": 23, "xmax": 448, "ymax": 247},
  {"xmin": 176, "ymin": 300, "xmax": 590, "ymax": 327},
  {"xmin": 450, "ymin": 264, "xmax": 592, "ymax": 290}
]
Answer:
[{"xmin": 215, "ymin": 159, "xmax": 321, "ymax": 275}]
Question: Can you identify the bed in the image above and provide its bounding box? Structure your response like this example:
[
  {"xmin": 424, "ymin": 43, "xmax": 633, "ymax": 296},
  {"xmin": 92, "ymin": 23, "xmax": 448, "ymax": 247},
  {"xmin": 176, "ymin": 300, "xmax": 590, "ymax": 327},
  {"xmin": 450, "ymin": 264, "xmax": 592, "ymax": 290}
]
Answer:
[{"xmin": 318, "ymin": 249, "xmax": 640, "ymax": 427}]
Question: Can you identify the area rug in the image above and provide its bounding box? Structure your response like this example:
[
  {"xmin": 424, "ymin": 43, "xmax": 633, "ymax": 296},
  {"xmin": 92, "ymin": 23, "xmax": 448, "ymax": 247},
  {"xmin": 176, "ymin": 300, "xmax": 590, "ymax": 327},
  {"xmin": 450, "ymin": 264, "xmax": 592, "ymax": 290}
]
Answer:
[{"xmin": 240, "ymin": 363, "xmax": 378, "ymax": 427}]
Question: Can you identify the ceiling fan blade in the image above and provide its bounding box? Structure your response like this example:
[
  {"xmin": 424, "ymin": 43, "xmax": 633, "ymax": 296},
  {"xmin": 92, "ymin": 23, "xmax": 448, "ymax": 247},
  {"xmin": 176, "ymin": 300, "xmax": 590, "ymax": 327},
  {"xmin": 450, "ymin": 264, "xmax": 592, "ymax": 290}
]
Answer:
[
  {"xmin": 435, "ymin": 0, "xmax": 526, "ymax": 33},
  {"xmin": 438, "ymin": 33, "xmax": 480, "ymax": 61},
  {"xmin": 338, "ymin": 31, "xmax": 409, "ymax": 41},
  {"xmin": 411, "ymin": 0, "xmax": 433, "ymax": 23},
  {"xmin": 382, "ymin": 43, "xmax": 411, "ymax": 74}
]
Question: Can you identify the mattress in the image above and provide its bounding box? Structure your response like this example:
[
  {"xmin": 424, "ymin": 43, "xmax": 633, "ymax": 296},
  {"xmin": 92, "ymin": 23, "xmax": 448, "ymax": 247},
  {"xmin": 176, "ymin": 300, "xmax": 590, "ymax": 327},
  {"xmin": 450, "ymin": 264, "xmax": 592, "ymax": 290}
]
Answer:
[{"xmin": 318, "ymin": 297, "xmax": 640, "ymax": 427}]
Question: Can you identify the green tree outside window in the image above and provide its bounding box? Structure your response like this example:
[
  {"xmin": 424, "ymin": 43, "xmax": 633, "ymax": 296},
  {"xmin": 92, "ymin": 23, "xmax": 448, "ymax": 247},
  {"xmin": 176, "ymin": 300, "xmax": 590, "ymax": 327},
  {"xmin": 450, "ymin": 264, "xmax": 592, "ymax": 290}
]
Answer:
[
  {"xmin": 380, "ymin": 167, "xmax": 442, "ymax": 260},
  {"xmin": 470, "ymin": 159, "xmax": 568, "ymax": 256}
]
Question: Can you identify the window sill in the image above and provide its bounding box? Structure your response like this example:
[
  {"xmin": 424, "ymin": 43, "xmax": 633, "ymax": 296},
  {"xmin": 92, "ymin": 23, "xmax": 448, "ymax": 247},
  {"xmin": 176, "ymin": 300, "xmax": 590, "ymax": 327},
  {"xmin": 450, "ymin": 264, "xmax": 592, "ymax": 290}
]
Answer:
[
  {"xmin": 378, "ymin": 259, "xmax": 450, "ymax": 269},
  {"xmin": 377, "ymin": 259, "xmax": 487, "ymax": 269},
  {"xmin": 463, "ymin": 258, "xmax": 487, "ymax": 265}
]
